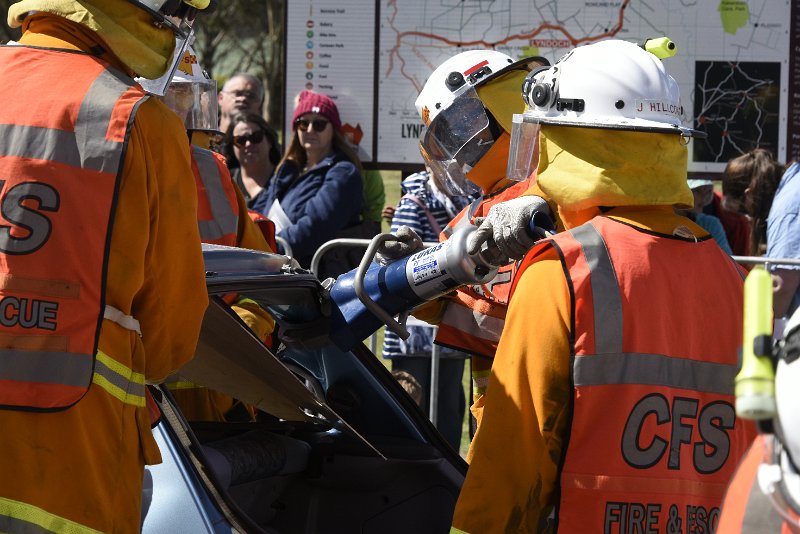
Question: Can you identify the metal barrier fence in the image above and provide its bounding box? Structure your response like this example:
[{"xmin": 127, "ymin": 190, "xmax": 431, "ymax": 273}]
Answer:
[
  {"xmin": 275, "ymin": 236, "xmax": 293, "ymax": 258},
  {"xmin": 732, "ymin": 256, "xmax": 800, "ymax": 267},
  {"xmin": 309, "ymin": 237, "xmax": 443, "ymax": 422}
]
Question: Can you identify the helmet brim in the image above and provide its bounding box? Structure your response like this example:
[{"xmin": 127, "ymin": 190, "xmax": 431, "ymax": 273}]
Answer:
[
  {"xmin": 529, "ymin": 115, "xmax": 707, "ymax": 139},
  {"xmin": 478, "ymin": 55, "xmax": 550, "ymax": 88}
]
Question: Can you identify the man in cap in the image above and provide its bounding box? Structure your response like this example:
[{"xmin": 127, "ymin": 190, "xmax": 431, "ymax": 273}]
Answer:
[{"xmin": 0, "ymin": 0, "xmax": 213, "ymax": 531}]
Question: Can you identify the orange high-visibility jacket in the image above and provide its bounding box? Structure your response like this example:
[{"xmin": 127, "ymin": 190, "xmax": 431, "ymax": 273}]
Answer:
[
  {"xmin": 435, "ymin": 179, "xmax": 531, "ymax": 359},
  {"xmin": 192, "ymin": 146, "xmax": 239, "ymax": 246},
  {"xmin": 452, "ymin": 209, "xmax": 754, "ymax": 533},
  {"xmin": 525, "ymin": 216, "xmax": 751, "ymax": 532},
  {"xmin": 0, "ymin": 47, "xmax": 146, "ymax": 410},
  {"xmin": 718, "ymin": 434, "xmax": 800, "ymax": 533},
  {"xmin": 0, "ymin": 18, "xmax": 208, "ymax": 533}
]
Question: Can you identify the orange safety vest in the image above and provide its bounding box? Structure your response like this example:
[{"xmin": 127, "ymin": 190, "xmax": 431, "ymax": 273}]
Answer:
[
  {"xmin": 192, "ymin": 146, "xmax": 238, "ymax": 246},
  {"xmin": 0, "ymin": 46, "xmax": 147, "ymax": 411},
  {"xmin": 718, "ymin": 435, "xmax": 800, "ymax": 533},
  {"xmin": 435, "ymin": 180, "xmax": 530, "ymax": 358},
  {"xmin": 514, "ymin": 215, "xmax": 754, "ymax": 532}
]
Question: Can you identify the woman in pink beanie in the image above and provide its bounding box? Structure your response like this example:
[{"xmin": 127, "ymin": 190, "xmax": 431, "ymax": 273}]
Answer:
[{"xmin": 253, "ymin": 90, "xmax": 369, "ymax": 277}]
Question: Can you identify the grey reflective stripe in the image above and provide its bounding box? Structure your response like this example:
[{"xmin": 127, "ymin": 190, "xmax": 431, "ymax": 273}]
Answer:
[
  {"xmin": 93, "ymin": 356, "xmax": 145, "ymax": 399},
  {"xmin": 573, "ymin": 352, "xmax": 738, "ymax": 395},
  {"xmin": 0, "ymin": 68, "xmax": 138, "ymax": 174},
  {"xmin": 193, "ymin": 147, "xmax": 239, "ymax": 241},
  {"xmin": 0, "ymin": 350, "xmax": 91, "ymax": 386},
  {"xmin": 0, "ymin": 124, "xmax": 82, "ymax": 167},
  {"xmin": 570, "ymin": 223, "xmax": 623, "ymax": 354},
  {"xmin": 75, "ymin": 67, "xmax": 136, "ymax": 173}
]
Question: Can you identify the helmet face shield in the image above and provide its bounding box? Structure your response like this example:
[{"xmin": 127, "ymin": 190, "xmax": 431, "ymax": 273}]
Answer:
[
  {"xmin": 164, "ymin": 78, "xmax": 219, "ymax": 133},
  {"xmin": 420, "ymin": 85, "xmax": 495, "ymax": 195},
  {"xmin": 136, "ymin": 30, "xmax": 193, "ymax": 96},
  {"xmin": 506, "ymin": 113, "xmax": 541, "ymax": 182}
]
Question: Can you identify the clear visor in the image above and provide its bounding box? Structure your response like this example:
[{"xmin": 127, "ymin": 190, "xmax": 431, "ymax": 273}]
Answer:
[
  {"xmin": 136, "ymin": 28, "xmax": 193, "ymax": 96},
  {"xmin": 420, "ymin": 85, "xmax": 494, "ymax": 195},
  {"xmin": 164, "ymin": 78, "xmax": 219, "ymax": 133},
  {"xmin": 506, "ymin": 113, "xmax": 541, "ymax": 182}
]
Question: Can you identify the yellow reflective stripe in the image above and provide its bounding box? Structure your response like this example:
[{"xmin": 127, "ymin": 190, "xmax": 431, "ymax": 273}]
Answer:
[
  {"xmin": 91, "ymin": 350, "xmax": 146, "ymax": 407},
  {"xmin": 450, "ymin": 527, "xmax": 469, "ymax": 534},
  {"xmin": 0, "ymin": 496, "xmax": 103, "ymax": 534}
]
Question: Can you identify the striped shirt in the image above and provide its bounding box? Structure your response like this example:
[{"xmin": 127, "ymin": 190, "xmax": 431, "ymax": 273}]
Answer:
[{"xmin": 382, "ymin": 172, "xmax": 471, "ymax": 359}]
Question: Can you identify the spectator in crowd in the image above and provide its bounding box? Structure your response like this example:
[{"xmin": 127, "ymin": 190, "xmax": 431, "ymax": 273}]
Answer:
[
  {"xmin": 677, "ymin": 178, "xmax": 732, "ymax": 254},
  {"xmin": 218, "ymin": 72, "xmax": 264, "ymax": 134},
  {"xmin": 223, "ymin": 112, "xmax": 281, "ymax": 208},
  {"xmin": 736, "ymin": 149, "xmax": 783, "ymax": 256},
  {"xmin": 699, "ymin": 167, "xmax": 750, "ymax": 255},
  {"xmin": 767, "ymin": 160, "xmax": 800, "ymax": 318},
  {"xmin": 381, "ymin": 169, "xmax": 471, "ymax": 451},
  {"xmin": 253, "ymin": 90, "xmax": 367, "ymax": 278}
]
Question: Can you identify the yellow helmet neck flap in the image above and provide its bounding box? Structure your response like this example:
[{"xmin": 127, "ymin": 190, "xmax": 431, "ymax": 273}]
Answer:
[{"xmin": 536, "ymin": 125, "xmax": 693, "ymax": 213}]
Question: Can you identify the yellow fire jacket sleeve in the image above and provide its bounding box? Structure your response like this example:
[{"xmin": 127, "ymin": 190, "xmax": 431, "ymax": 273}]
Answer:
[
  {"xmin": 452, "ymin": 247, "xmax": 572, "ymax": 533},
  {"xmin": 118, "ymin": 99, "xmax": 209, "ymax": 383}
]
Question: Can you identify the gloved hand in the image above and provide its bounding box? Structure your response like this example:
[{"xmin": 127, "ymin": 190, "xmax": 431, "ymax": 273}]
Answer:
[
  {"xmin": 376, "ymin": 226, "xmax": 425, "ymax": 265},
  {"xmin": 466, "ymin": 195, "xmax": 552, "ymax": 260}
]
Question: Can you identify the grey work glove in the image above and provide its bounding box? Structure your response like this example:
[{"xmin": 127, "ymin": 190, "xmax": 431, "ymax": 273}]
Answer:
[
  {"xmin": 376, "ymin": 225, "xmax": 425, "ymax": 265},
  {"xmin": 466, "ymin": 196, "xmax": 552, "ymax": 261}
]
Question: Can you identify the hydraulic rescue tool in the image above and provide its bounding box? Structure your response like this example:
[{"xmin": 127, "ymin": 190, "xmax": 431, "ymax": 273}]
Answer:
[{"xmin": 327, "ymin": 215, "xmax": 554, "ymax": 352}]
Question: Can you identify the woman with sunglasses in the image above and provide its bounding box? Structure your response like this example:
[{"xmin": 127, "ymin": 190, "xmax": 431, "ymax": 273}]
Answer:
[
  {"xmin": 253, "ymin": 90, "xmax": 366, "ymax": 277},
  {"xmin": 223, "ymin": 112, "xmax": 281, "ymax": 208}
]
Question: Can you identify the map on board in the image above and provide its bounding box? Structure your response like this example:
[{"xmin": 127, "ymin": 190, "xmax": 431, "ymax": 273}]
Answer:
[{"xmin": 288, "ymin": 1, "xmax": 796, "ymax": 170}]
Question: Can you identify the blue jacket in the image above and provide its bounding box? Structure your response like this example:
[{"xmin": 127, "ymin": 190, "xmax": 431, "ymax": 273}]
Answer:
[{"xmin": 254, "ymin": 150, "xmax": 363, "ymax": 265}]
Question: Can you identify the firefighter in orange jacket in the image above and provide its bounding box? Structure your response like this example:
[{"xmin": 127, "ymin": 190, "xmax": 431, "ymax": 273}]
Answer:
[
  {"xmin": 156, "ymin": 46, "xmax": 277, "ymax": 422},
  {"xmin": 381, "ymin": 50, "xmax": 557, "ymax": 430},
  {"xmin": 451, "ymin": 39, "xmax": 755, "ymax": 533},
  {"xmin": 0, "ymin": 1, "xmax": 212, "ymax": 532}
]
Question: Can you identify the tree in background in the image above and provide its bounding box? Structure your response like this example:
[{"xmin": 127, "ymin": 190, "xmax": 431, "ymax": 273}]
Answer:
[
  {"xmin": 193, "ymin": 0, "xmax": 284, "ymax": 132},
  {"xmin": 0, "ymin": 1, "xmax": 22, "ymax": 43}
]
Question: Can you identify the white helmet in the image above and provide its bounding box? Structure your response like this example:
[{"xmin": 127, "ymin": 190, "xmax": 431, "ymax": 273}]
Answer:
[
  {"xmin": 507, "ymin": 38, "xmax": 703, "ymax": 181},
  {"xmin": 415, "ymin": 50, "xmax": 547, "ymax": 195},
  {"xmin": 521, "ymin": 39, "xmax": 701, "ymax": 136},
  {"xmin": 161, "ymin": 45, "xmax": 220, "ymax": 135}
]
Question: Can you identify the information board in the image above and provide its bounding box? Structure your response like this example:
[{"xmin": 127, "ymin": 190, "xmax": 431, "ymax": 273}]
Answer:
[
  {"xmin": 287, "ymin": 1, "xmax": 799, "ymax": 170},
  {"xmin": 285, "ymin": 1, "xmax": 376, "ymax": 162}
]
